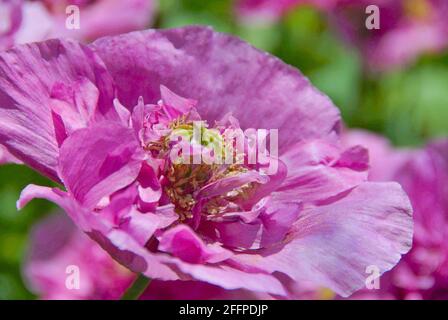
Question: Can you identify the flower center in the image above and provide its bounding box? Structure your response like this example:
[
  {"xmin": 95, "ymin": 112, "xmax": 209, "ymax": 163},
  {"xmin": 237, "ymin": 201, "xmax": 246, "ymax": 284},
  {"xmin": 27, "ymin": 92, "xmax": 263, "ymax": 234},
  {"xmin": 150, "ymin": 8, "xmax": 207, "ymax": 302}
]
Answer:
[
  {"xmin": 148, "ymin": 117, "xmax": 251, "ymax": 221},
  {"xmin": 129, "ymin": 86, "xmax": 278, "ymax": 226},
  {"xmin": 165, "ymin": 163, "xmax": 216, "ymax": 220}
]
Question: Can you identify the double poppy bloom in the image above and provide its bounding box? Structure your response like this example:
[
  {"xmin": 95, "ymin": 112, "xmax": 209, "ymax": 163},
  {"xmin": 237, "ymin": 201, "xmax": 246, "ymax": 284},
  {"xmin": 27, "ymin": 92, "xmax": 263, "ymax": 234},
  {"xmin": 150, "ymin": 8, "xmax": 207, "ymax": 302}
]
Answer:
[{"xmin": 0, "ymin": 26, "xmax": 413, "ymax": 297}]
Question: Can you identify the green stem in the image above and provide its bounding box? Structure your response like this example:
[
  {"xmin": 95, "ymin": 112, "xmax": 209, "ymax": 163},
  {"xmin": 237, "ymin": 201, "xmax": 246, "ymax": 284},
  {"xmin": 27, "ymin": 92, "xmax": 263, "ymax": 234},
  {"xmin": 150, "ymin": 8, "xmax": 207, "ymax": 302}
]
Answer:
[{"xmin": 121, "ymin": 274, "xmax": 151, "ymax": 300}]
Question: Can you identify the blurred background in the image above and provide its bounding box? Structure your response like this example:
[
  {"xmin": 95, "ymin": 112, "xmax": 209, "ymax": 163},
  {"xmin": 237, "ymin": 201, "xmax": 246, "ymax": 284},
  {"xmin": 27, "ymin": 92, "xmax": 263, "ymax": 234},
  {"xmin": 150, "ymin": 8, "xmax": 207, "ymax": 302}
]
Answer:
[{"xmin": 1, "ymin": 0, "xmax": 447, "ymax": 299}]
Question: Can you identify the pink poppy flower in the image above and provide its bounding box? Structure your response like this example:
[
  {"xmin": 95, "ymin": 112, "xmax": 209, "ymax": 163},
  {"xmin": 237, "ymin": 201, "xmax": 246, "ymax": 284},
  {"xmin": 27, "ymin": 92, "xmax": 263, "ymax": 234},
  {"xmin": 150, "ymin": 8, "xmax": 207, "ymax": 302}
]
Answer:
[
  {"xmin": 343, "ymin": 131, "xmax": 448, "ymax": 299},
  {"xmin": 0, "ymin": 0, "xmax": 156, "ymax": 50},
  {"xmin": 0, "ymin": 26, "xmax": 413, "ymax": 298}
]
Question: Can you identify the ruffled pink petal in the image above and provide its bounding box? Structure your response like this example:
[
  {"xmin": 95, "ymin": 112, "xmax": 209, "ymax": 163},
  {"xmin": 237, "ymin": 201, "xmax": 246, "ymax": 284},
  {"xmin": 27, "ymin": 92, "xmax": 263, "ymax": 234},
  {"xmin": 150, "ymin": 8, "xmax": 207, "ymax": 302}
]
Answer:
[
  {"xmin": 58, "ymin": 122, "xmax": 144, "ymax": 209},
  {"xmin": 159, "ymin": 225, "xmax": 233, "ymax": 264},
  {"xmin": 113, "ymin": 98, "xmax": 131, "ymax": 126},
  {"xmin": 206, "ymin": 197, "xmax": 301, "ymax": 250},
  {"xmin": 160, "ymin": 85, "xmax": 197, "ymax": 120},
  {"xmin": 17, "ymin": 184, "xmax": 109, "ymax": 234},
  {"xmin": 341, "ymin": 130, "xmax": 413, "ymax": 182},
  {"xmin": 0, "ymin": 39, "xmax": 117, "ymax": 180},
  {"xmin": 162, "ymin": 256, "xmax": 287, "ymax": 296},
  {"xmin": 277, "ymin": 139, "xmax": 368, "ymax": 202},
  {"xmin": 153, "ymin": 204, "xmax": 180, "ymax": 229},
  {"xmin": 258, "ymin": 198, "xmax": 302, "ymax": 248},
  {"xmin": 238, "ymin": 158, "xmax": 288, "ymax": 209},
  {"xmin": 18, "ymin": 184, "xmax": 180, "ymax": 281},
  {"xmin": 213, "ymin": 198, "xmax": 268, "ymax": 224},
  {"xmin": 198, "ymin": 170, "xmax": 269, "ymax": 200},
  {"xmin": 99, "ymin": 183, "xmax": 138, "ymax": 224},
  {"xmin": 234, "ymin": 182, "xmax": 413, "ymax": 297},
  {"xmin": 141, "ymin": 280, "xmax": 271, "ymax": 300},
  {"xmin": 19, "ymin": 190, "xmax": 289, "ymax": 295},
  {"xmin": 137, "ymin": 161, "xmax": 162, "ymax": 210},
  {"xmin": 212, "ymin": 219, "xmax": 263, "ymax": 249},
  {"xmin": 49, "ymin": 78, "xmax": 106, "ymax": 145},
  {"xmin": 121, "ymin": 208, "xmax": 161, "ymax": 246},
  {"xmin": 91, "ymin": 26, "xmax": 341, "ymax": 152}
]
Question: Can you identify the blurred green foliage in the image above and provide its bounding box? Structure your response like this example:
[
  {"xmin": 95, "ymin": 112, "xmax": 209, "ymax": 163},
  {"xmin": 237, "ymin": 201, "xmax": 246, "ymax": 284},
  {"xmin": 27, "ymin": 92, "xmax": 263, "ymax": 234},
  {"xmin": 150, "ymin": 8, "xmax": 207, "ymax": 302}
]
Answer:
[
  {"xmin": 1, "ymin": 0, "xmax": 448, "ymax": 299},
  {"xmin": 0, "ymin": 165, "xmax": 56, "ymax": 299}
]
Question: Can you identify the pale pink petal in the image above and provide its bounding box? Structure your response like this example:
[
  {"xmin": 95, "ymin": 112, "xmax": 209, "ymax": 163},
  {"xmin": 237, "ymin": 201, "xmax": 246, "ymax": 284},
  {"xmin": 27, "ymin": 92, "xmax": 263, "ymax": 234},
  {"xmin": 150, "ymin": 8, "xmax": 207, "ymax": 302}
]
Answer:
[
  {"xmin": 235, "ymin": 182, "xmax": 413, "ymax": 297},
  {"xmin": 278, "ymin": 139, "xmax": 368, "ymax": 202},
  {"xmin": 0, "ymin": 39, "xmax": 116, "ymax": 180},
  {"xmin": 164, "ymin": 257, "xmax": 287, "ymax": 296},
  {"xmin": 341, "ymin": 129, "xmax": 414, "ymax": 181},
  {"xmin": 141, "ymin": 280, "xmax": 271, "ymax": 300},
  {"xmin": 58, "ymin": 122, "xmax": 144, "ymax": 209},
  {"xmin": 18, "ymin": 184, "xmax": 180, "ymax": 281},
  {"xmin": 159, "ymin": 225, "xmax": 233, "ymax": 264},
  {"xmin": 91, "ymin": 26, "xmax": 341, "ymax": 152}
]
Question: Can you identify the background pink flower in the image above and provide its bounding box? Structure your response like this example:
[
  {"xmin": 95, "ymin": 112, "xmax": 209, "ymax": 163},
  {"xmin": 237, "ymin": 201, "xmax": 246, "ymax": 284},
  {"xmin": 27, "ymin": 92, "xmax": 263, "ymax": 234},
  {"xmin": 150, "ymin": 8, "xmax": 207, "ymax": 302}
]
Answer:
[
  {"xmin": 343, "ymin": 131, "xmax": 448, "ymax": 299},
  {"xmin": 40, "ymin": 0, "xmax": 157, "ymax": 42},
  {"xmin": 331, "ymin": 0, "xmax": 448, "ymax": 71},
  {"xmin": 24, "ymin": 213, "xmax": 135, "ymax": 300},
  {"xmin": 0, "ymin": 0, "xmax": 156, "ymax": 50},
  {"xmin": 0, "ymin": 0, "xmax": 23, "ymax": 49}
]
